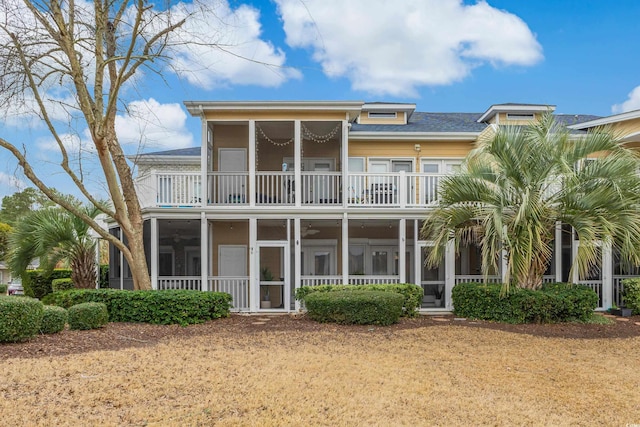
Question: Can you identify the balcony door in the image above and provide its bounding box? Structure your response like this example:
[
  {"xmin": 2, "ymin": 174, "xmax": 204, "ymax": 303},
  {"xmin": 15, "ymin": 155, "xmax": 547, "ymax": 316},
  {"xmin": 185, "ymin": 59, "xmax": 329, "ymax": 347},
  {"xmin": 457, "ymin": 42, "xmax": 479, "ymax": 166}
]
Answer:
[
  {"xmin": 219, "ymin": 148, "xmax": 246, "ymax": 204},
  {"xmin": 420, "ymin": 159, "xmax": 461, "ymax": 204}
]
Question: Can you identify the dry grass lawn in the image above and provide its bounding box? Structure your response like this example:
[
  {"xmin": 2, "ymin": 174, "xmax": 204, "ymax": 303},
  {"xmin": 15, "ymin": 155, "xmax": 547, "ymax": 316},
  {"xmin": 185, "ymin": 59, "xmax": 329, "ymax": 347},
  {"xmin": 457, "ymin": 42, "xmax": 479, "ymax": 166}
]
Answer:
[{"xmin": 1, "ymin": 321, "xmax": 639, "ymax": 426}]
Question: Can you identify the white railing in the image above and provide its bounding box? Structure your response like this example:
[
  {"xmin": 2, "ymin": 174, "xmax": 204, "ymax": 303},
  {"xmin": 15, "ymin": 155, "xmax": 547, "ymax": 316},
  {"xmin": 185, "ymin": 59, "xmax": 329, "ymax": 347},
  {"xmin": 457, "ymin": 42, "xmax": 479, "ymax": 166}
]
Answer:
[
  {"xmin": 542, "ymin": 275, "xmax": 557, "ymax": 284},
  {"xmin": 157, "ymin": 276, "xmax": 202, "ymax": 290},
  {"xmin": 210, "ymin": 277, "xmax": 249, "ymax": 311},
  {"xmin": 454, "ymin": 275, "xmax": 501, "ymax": 284},
  {"xmin": 137, "ymin": 171, "xmax": 453, "ymax": 208},
  {"xmin": 207, "ymin": 172, "xmax": 248, "ymax": 205},
  {"xmin": 256, "ymin": 171, "xmax": 295, "ymax": 205},
  {"xmin": 348, "ymin": 275, "xmax": 400, "ymax": 285},
  {"xmin": 576, "ymin": 280, "xmax": 603, "ymax": 307},
  {"xmin": 300, "ymin": 172, "xmax": 342, "ymax": 204},
  {"xmin": 300, "ymin": 276, "xmax": 343, "ymax": 286}
]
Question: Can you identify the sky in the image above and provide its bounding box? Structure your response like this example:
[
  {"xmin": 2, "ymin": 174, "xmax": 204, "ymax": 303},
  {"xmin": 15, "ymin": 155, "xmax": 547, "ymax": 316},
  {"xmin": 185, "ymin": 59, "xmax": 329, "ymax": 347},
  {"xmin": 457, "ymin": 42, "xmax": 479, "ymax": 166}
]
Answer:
[{"xmin": 1, "ymin": 0, "xmax": 640, "ymax": 200}]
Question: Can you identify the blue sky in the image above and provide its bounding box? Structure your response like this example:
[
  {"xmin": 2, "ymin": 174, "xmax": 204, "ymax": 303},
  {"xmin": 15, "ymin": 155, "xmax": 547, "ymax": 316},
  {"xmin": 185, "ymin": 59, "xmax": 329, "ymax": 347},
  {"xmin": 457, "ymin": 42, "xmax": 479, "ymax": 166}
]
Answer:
[{"xmin": 2, "ymin": 0, "xmax": 640, "ymax": 200}]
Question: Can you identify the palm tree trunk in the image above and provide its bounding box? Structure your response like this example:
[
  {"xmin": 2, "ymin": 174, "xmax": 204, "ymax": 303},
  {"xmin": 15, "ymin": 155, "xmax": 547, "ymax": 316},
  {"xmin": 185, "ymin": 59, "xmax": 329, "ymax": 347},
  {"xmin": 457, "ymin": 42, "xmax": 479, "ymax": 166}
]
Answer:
[{"xmin": 71, "ymin": 248, "xmax": 97, "ymax": 289}]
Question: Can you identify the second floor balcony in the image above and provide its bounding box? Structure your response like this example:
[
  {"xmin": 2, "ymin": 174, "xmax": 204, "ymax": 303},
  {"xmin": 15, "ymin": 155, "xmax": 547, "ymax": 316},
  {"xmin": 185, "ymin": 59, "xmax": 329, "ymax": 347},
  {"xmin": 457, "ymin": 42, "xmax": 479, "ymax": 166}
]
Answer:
[{"xmin": 135, "ymin": 170, "xmax": 447, "ymax": 209}]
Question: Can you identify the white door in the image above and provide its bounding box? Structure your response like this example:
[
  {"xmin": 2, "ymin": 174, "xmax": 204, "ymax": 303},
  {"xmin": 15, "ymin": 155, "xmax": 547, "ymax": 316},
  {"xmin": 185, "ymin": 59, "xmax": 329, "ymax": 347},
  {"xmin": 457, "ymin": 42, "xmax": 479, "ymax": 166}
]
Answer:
[
  {"xmin": 392, "ymin": 161, "xmax": 413, "ymax": 204},
  {"xmin": 417, "ymin": 242, "xmax": 446, "ymax": 309},
  {"xmin": 256, "ymin": 241, "xmax": 290, "ymax": 311},
  {"xmin": 219, "ymin": 149, "xmax": 247, "ymax": 204}
]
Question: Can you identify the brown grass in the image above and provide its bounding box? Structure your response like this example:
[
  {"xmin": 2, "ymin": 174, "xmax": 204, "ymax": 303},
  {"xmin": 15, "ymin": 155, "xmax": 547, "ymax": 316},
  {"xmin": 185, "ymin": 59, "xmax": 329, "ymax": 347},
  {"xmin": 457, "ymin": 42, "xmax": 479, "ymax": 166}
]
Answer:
[{"xmin": 1, "ymin": 324, "xmax": 639, "ymax": 426}]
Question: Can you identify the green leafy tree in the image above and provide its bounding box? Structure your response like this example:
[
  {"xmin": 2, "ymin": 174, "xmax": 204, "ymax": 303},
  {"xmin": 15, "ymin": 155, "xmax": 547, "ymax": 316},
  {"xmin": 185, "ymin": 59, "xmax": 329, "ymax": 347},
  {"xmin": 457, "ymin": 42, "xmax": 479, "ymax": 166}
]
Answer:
[
  {"xmin": 422, "ymin": 114, "xmax": 640, "ymax": 291},
  {"xmin": 0, "ymin": 222, "xmax": 11, "ymax": 260},
  {"xmin": 7, "ymin": 205, "xmax": 100, "ymax": 288},
  {"xmin": 0, "ymin": 188, "xmax": 49, "ymax": 226}
]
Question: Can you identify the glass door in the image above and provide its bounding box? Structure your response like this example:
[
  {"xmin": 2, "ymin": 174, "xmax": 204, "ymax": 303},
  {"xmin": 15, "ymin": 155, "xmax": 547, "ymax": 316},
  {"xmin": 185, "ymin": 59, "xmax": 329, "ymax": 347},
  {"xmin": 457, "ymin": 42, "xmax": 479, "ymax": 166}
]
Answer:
[
  {"xmin": 418, "ymin": 243, "xmax": 446, "ymax": 309},
  {"xmin": 257, "ymin": 242, "xmax": 289, "ymax": 311}
]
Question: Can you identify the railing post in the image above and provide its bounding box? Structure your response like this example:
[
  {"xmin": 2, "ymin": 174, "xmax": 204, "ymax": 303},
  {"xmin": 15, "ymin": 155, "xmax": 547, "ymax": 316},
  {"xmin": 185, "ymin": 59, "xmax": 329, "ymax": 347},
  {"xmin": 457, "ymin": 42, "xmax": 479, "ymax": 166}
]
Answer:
[{"xmin": 399, "ymin": 171, "xmax": 406, "ymax": 208}]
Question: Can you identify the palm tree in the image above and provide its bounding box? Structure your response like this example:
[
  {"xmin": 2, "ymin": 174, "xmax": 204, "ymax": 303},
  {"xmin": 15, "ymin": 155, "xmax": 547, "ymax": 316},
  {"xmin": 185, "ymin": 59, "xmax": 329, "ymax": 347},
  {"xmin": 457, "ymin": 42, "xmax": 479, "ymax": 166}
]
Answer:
[
  {"xmin": 7, "ymin": 204, "xmax": 101, "ymax": 288},
  {"xmin": 422, "ymin": 113, "xmax": 640, "ymax": 291}
]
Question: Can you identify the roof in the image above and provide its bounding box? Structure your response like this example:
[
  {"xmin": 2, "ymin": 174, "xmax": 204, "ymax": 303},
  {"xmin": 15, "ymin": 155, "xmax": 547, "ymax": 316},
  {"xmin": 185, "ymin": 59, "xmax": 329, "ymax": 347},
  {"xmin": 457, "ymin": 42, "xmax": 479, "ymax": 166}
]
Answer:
[
  {"xmin": 351, "ymin": 112, "xmax": 487, "ymax": 133},
  {"xmin": 555, "ymin": 114, "xmax": 602, "ymax": 128},
  {"xmin": 568, "ymin": 108, "xmax": 640, "ymax": 130},
  {"xmin": 140, "ymin": 147, "xmax": 201, "ymax": 157}
]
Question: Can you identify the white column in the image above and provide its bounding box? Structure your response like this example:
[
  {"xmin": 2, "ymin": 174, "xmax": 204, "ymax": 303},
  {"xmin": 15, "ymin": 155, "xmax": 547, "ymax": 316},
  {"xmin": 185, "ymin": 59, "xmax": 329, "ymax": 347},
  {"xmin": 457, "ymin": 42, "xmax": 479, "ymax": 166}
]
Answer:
[
  {"xmin": 445, "ymin": 239, "xmax": 456, "ymax": 310},
  {"xmin": 294, "ymin": 218, "xmax": 302, "ymax": 311},
  {"xmin": 119, "ymin": 229, "xmax": 124, "ymax": 290},
  {"xmin": 249, "ymin": 218, "xmax": 258, "ymax": 311},
  {"xmin": 555, "ymin": 222, "xmax": 563, "ymax": 282},
  {"xmin": 342, "ymin": 120, "xmax": 349, "ymax": 208},
  {"xmin": 249, "ymin": 120, "xmax": 256, "ymax": 206},
  {"xmin": 151, "ymin": 218, "xmax": 158, "ymax": 290},
  {"xmin": 399, "ymin": 218, "xmax": 406, "ymax": 282},
  {"xmin": 414, "ymin": 220, "xmax": 421, "ymax": 288},
  {"xmin": 342, "ymin": 213, "xmax": 349, "ymax": 284},
  {"xmin": 200, "ymin": 212, "xmax": 208, "ymax": 291},
  {"xmin": 399, "ymin": 171, "xmax": 406, "ymax": 208},
  {"xmin": 602, "ymin": 240, "xmax": 612, "ymax": 310},
  {"xmin": 501, "ymin": 226, "xmax": 508, "ymax": 284},
  {"xmin": 200, "ymin": 119, "xmax": 208, "ymax": 206},
  {"xmin": 294, "ymin": 120, "xmax": 301, "ymax": 208}
]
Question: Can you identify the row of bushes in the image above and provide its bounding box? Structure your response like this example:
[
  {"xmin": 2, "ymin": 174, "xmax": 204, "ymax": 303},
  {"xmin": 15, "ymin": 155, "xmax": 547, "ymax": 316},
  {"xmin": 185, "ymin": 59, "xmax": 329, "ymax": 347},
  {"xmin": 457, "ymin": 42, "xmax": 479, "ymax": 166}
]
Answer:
[
  {"xmin": 452, "ymin": 282, "xmax": 598, "ymax": 323},
  {"xmin": 21, "ymin": 266, "xmax": 110, "ymax": 299},
  {"xmin": 43, "ymin": 289, "xmax": 232, "ymax": 326},
  {"xmin": 622, "ymin": 278, "xmax": 640, "ymax": 314},
  {"xmin": 296, "ymin": 283, "xmax": 423, "ymax": 317},
  {"xmin": 0, "ymin": 297, "xmax": 110, "ymax": 342}
]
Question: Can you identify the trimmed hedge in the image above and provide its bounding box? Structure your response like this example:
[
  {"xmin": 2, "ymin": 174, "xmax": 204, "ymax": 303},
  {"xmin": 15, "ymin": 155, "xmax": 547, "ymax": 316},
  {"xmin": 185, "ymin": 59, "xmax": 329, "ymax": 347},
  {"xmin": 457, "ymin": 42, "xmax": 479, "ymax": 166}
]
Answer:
[
  {"xmin": 622, "ymin": 278, "xmax": 640, "ymax": 314},
  {"xmin": 295, "ymin": 283, "xmax": 423, "ymax": 317},
  {"xmin": 452, "ymin": 282, "xmax": 598, "ymax": 324},
  {"xmin": 0, "ymin": 296, "xmax": 44, "ymax": 342},
  {"xmin": 43, "ymin": 289, "xmax": 232, "ymax": 326},
  {"xmin": 68, "ymin": 302, "xmax": 109, "ymax": 330},
  {"xmin": 0, "ymin": 284, "xmax": 7, "ymax": 294},
  {"xmin": 52, "ymin": 278, "xmax": 75, "ymax": 292},
  {"xmin": 23, "ymin": 269, "xmax": 72, "ymax": 299},
  {"xmin": 304, "ymin": 290, "xmax": 404, "ymax": 325},
  {"xmin": 40, "ymin": 305, "xmax": 68, "ymax": 334}
]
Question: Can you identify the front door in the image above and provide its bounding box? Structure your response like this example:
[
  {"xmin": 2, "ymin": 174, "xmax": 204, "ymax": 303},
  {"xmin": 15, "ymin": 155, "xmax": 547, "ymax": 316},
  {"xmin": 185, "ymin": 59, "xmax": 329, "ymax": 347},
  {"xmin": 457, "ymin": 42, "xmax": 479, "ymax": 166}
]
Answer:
[
  {"xmin": 418, "ymin": 242, "xmax": 446, "ymax": 309},
  {"xmin": 256, "ymin": 241, "xmax": 290, "ymax": 311}
]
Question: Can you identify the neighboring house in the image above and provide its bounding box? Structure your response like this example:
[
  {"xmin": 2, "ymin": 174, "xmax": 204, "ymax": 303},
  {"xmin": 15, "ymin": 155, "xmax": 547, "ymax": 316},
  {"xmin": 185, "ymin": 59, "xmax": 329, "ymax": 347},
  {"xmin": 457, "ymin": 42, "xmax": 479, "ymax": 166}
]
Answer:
[
  {"xmin": 107, "ymin": 101, "xmax": 640, "ymax": 312},
  {"xmin": 0, "ymin": 262, "xmax": 11, "ymax": 285}
]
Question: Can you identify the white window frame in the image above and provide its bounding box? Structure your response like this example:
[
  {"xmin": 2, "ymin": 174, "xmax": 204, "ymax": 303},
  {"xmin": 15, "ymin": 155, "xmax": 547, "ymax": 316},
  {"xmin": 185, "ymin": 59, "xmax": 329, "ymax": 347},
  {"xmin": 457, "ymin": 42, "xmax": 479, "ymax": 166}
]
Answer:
[
  {"xmin": 506, "ymin": 113, "xmax": 535, "ymax": 120},
  {"xmin": 368, "ymin": 112, "xmax": 397, "ymax": 119}
]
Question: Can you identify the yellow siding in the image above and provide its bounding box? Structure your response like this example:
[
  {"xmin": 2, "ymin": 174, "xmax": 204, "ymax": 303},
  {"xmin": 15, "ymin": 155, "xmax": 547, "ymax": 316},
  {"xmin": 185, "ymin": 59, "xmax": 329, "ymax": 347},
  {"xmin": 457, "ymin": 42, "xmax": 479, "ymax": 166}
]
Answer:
[
  {"xmin": 359, "ymin": 112, "xmax": 406, "ymax": 125},
  {"xmin": 205, "ymin": 111, "xmax": 346, "ymax": 121},
  {"xmin": 348, "ymin": 140, "xmax": 474, "ymax": 161},
  {"xmin": 611, "ymin": 117, "xmax": 640, "ymax": 137}
]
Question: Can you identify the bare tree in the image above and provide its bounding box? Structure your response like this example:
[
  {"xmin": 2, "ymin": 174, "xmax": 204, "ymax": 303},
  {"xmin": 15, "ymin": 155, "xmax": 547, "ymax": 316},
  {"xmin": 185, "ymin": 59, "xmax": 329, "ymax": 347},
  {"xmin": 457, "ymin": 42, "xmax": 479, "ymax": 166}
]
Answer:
[{"xmin": 0, "ymin": 0, "xmax": 201, "ymax": 290}]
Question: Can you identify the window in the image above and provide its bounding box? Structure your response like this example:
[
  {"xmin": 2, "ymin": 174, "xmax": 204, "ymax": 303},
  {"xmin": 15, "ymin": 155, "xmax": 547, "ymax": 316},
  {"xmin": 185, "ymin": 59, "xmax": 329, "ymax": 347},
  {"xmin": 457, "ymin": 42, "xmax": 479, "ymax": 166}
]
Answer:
[
  {"xmin": 506, "ymin": 113, "xmax": 535, "ymax": 120},
  {"xmin": 368, "ymin": 112, "xmax": 397, "ymax": 119}
]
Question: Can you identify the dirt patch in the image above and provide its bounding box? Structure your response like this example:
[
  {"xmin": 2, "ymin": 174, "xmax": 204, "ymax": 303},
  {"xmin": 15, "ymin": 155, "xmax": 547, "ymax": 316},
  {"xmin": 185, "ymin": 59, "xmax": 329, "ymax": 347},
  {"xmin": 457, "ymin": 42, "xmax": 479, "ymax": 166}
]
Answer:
[{"xmin": 1, "ymin": 313, "xmax": 639, "ymax": 359}]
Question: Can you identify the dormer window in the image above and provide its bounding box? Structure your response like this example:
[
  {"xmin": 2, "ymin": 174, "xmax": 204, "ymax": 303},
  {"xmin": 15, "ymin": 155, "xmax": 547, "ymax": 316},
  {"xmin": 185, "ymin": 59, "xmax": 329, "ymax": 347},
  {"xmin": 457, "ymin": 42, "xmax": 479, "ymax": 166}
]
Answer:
[
  {"xmin": 368, "ymin": 111, "xmax": 397, "ymax": 119},
  {"xmin": 506, "ymin": 113, "xmax": 535, "ymax": 120}
]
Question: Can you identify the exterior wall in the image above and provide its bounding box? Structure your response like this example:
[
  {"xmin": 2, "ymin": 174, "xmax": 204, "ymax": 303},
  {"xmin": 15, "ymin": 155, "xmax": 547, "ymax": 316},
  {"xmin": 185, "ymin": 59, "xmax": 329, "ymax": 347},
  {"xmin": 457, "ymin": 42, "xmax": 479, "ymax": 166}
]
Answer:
[
  {"xmin": 138, "ymin": 163, "xmax": 199, "ymax": 176},
  {"xmin": 611, "ymin": 117, "xmax": 640, "ymax": 137},
  {"xmin": 358, "ymin": 112, "xmax": 406, "ymax": 125},
  {"xmin": 349, "ymin": 140, "xmax": 474, "ymax": 167}
]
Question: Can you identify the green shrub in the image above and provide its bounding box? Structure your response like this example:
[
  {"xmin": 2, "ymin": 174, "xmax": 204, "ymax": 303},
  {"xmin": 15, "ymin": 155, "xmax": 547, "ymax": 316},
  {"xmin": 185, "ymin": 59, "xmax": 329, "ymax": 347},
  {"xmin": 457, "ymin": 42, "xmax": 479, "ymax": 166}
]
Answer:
[
  {"xmin": 43, "ymin": 289, "xmax": 232, "ymax": 326},
  {"xmin": 68, "ymin": 302, "xmax": 109, "ymax": 330},
  {"xmin": 40, "ymin": 305, "xmax": 68, "ymax": 334},
  {"xmin": 0, "ymin": 284, "xmax": 7, "ymax": 294},
  {"xmin": 51, "ymin": 278, "xmax": 75, "ymax": 292},
  {"xmin": 452, "ymin": 282, "xmax": 598, "ymax": 324},
  {"xmin": 304, "ymin": 290, "xmax": 404, "ymax": 325},
  {"xmin": 0, "ymin": 296, "xmax": 44, "ymax": 342},
  {"xmin": 23, "ymin": 269, "xmax": 72, "ymax": 299},
  {"xmin": 295, "ymin": 283, "xmax": 423, "ymax": 317},
  {"xmin": 622, "ymin": 278, "xmax": 640, "ymax": 314}
]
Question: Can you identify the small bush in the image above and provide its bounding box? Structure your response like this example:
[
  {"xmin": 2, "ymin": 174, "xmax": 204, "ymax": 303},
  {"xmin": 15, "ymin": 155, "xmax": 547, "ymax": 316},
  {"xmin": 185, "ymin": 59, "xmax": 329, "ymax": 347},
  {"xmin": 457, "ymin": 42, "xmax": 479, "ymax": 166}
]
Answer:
[
  {"xmin": 452, "ymin": 282, "xmax": 598, "ymax": 324},
  {"xmin": 304, "ymin": 290, "xmax": 404, "ymax": 326},
  {"xmin": 68, "ymin": 302, "xmax": 109, "ymax": 330},
  {"xmin": 0, "ymin": 296, "xmax": 44, "ymax": 342},
  {"xmin": 51, "ymin": 278, "xmax": 75, "ymax": 292},
  {"xmin": 40, "ymin": 305, "xmax": 68, "ymax": 334},
  {"xmin": 0, "ymin": 284, "xmax": 7, "ymax": 294},
  {"xmin": 296, "ymin": 283, "xmax": 423, "ymax": 317},
  {"xmin": 622, "ymin": 278, "xmax": 640, "ymax": 314},
  {"xmin": 23, "ymin": 269, "xmax": 72, "ymax": 299},
  {"xmin": 43, "ymin": 289, "xmax": 232, "ymax": 326}
]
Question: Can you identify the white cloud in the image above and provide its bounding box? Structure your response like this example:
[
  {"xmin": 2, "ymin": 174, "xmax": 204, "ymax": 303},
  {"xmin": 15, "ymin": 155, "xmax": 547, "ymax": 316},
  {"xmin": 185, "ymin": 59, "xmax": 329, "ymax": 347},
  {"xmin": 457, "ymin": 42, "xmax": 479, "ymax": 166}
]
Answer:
[
  {"xmin": 612, "ymin": 86, "xmax": 640, "ymax": 114},
  {"xmin": 275, "ymin": 0, "xmax": 543, "ymax": 96},
  {"xmin": 115, "ymin": 99, "xmax": 193, "ymax": 151},
  {"xmin": 150, "ymin": 0, "xmax": 301, "ymax": 89},
  {"xmin": 0, "ymin": 172, "xmax": 26, "ymax": 192}
]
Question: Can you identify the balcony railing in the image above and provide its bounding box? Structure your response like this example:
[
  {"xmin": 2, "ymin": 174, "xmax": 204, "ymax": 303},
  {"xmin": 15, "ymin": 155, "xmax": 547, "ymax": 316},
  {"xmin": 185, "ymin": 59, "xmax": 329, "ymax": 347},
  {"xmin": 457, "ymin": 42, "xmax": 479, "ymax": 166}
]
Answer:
[{"xmin": 137, "ymin": 171, "xmax": 447, "ymax": 209}]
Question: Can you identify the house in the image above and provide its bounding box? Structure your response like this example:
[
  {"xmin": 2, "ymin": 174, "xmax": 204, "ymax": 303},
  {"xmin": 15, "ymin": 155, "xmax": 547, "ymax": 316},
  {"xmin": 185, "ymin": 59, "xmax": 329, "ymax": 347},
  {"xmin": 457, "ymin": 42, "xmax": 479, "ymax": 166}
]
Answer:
[{"xmin": 107, "ymin": 101, "xmax": 640, "ymax": 312}]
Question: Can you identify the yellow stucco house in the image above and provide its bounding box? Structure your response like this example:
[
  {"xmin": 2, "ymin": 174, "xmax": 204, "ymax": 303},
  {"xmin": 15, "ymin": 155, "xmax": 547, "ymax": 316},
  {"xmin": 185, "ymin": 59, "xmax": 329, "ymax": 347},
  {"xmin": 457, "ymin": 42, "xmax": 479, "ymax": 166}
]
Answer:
[{"xmin": 107, "ymin": 101, "xmax": 640, "ymax": 312}]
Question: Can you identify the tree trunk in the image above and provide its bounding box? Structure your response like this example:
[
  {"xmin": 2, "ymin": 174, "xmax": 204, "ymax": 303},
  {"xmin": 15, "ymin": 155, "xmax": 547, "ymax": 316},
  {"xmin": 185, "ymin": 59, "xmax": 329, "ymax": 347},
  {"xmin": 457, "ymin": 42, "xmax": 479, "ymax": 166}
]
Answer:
[
  {"xmin": 121, "ymin": 220, "xmax": 152, "ymax": 291},
  {"xmin": 71, "ymin": 248, "xmax": 97, "ymax": 289}
]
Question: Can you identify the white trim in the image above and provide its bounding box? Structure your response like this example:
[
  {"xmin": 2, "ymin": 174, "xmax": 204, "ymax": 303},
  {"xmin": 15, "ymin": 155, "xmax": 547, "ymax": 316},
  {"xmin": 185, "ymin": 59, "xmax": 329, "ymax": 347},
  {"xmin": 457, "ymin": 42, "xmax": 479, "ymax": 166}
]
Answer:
[
  {"xmin": 568, "ymin": 108, "xmax": 640, "ymax": 129},
  {"xmin": 349, "ymin": 131, "xmax": 479, "ymax": 141},
  {"xmin": 368, "ymin": 111, "xmax": 397, "ymax": 119},
  {"xmin": 477, "ymin": 104, "xmax": 555, "ymax": 123},
  {"xmin": 506, "ymin": 113, "xmax": 535, "ymax": 120}
]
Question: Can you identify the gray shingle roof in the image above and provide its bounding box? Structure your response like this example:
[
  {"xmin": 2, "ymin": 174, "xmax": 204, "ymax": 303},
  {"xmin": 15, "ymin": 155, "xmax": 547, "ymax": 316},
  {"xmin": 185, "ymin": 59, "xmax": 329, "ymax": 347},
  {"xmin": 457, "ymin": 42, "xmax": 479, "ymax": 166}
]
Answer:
[
  {"xmin": 351, "ymin": 112, "xmax": 487, "ymax": 133},
  {"xmin": 141, "ymin": 147, "xmax": 201, "ymax": 156}
]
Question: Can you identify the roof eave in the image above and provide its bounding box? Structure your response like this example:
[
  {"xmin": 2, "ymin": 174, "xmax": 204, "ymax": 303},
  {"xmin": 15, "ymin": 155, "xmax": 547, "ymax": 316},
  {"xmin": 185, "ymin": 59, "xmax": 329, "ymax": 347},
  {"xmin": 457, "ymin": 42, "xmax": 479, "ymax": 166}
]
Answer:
[
  {"xmin": 568, "ymin": 109, "xmax": 640, "ymax": 130},
  {"xmin": 477, "ymin": 104, "xmax": 556, "ymax": 123},
  {"xmin": 349, "ymin": 131, "xmax": 480, "ymax": 141}
]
